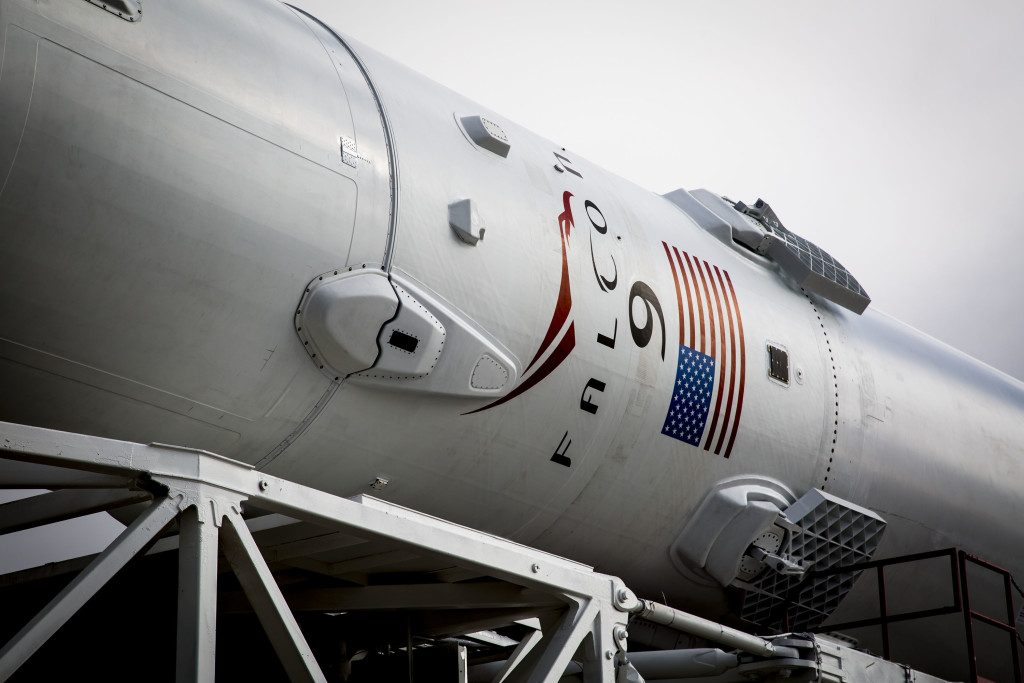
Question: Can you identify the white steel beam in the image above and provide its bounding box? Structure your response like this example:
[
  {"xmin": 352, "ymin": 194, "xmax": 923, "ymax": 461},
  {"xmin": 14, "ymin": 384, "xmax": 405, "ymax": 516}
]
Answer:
[
  {"xmin": 489, "ymin": 627, "xmax": 543, "ymax": 683},
  {"xmin": 503, "ymin": 599, "xmax": 601, "ymax": 683},
  {"xmin": 0, "ymin": 495, "xmax": 179, "ymax": 680},
  {"xmin": 275, "ymin": 582, "xmax": 559, "ymax": 612},
  {"xmin": 176, "ymin": 505, "xmax": 220, "ymax": 683},
  {"xmin": 0, "ymin": 488, "xmax": 150, "ymax": 535},
  {"xmin": 219, "ymin": 507, "xmax": 327, "ymax": 683},
  {"xmin": 0, "ymin": 422, "xmax": 621, "ymax": 602},
  {"xmin": 260, "ymin": 529, "xmax": 367, "ymax": 564},
  {"xmin": 579, "ymin": 606, "xmax": 620, "ymax": 683},
  {"xmin": 0, "ymin": 458, "xmax": 133, "ymax": 489},
  {"xmin": 255, "ymin": 491, "xmax": 618, "ymax": 603},
  {"xmin": 417, "ymin": 608, "xmax": 565, "ymax": 640},
  {"xmin": 0, "ymin": 422, "xmax": 640, "ymax": 681}
]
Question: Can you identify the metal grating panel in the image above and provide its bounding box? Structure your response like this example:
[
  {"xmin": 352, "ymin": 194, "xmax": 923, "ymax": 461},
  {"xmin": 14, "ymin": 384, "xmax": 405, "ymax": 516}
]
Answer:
[
  {"xmin": 736, "ymin": 489, "xmax": 886, "ymax": 632},
  {"xmin": 735, "ymin": 199, "xmax": 871, "ymax": 314}
]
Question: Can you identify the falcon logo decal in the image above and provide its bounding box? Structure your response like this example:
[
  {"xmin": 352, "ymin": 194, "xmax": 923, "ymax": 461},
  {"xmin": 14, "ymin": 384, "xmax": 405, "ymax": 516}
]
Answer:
[{"xmin": 465, "ymin": 192, "xmax": 576, "ymax": 414}]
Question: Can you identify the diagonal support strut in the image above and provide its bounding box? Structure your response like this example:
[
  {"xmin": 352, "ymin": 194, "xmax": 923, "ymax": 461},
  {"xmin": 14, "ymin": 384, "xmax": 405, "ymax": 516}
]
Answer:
[
  {"xmin": 0, "ymin": 495, "xmax": 179, "ymax": 680},
  {"xmin": 219, "ymin": 505, "xmax": 327, "ymax": 683}
]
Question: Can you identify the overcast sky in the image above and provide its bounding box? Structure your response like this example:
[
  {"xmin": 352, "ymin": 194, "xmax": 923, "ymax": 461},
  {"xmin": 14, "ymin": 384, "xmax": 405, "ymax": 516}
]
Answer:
[{"xmin": 298, "ymin": 0, "xmax": 1024, "ymax": 382}]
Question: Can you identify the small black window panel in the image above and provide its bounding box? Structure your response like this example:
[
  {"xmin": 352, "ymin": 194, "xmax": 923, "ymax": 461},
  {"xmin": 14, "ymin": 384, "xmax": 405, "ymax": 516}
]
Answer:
[
  {"xmin": 388, "ymin": 330, "xmax": 419, "ymax": 354},
  {"xmin": 768, "ymin": 344, "xmax": 789, "ymax": 384}
]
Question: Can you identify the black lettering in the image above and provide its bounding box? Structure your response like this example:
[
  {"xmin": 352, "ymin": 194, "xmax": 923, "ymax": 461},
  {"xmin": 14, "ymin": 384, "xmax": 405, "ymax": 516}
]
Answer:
[
  {"xmin": 629, "ymin": 281, "xmax": 666, "ymax": 360},
  {"xmin": 597, "ymin": 319, "xmax": 617, "ymax": 349},
  {"xmin": 585, "ymin": 201, "xmax": 607, "ymax": 234},
  {"xmin": 553, "ymin": 152, "xmax": 583, "ymax": 178},
  {"xmin": 580, "ymin": 378, "xmax": 607, "ymax": 414},
  {"xmin": 586, "ymin": 201, "xmax": 618, "ymax": 292},
  {"xmin": 551, "ymin": 431, "xmax": 572, "ymax": 467}
]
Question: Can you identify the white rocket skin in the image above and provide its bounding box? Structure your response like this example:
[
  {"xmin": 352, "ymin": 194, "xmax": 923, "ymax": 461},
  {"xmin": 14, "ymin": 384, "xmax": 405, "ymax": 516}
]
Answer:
[{"xmin": 0, "ymin": 0, "xmax": 1021, "ymax": 644}]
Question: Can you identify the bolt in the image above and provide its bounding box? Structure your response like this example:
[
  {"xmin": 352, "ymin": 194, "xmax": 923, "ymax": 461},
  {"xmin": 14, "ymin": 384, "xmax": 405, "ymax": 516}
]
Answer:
[
  {"xmin": 258, "ymin": 480, "xmax": 269, "ymax": 491},
  {"xmin": 605, "ymin": 650, "xmax": 615, "ymax": 660},
  {"xmin": 531, "ymin": 563, "xmax": 540, "ymax": 573}
]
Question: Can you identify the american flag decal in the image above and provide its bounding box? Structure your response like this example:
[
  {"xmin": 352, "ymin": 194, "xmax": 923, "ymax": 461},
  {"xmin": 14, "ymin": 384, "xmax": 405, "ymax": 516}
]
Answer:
[{"xmin": 660, "ymin": 243, "xmax": 746, "ymax": 458}]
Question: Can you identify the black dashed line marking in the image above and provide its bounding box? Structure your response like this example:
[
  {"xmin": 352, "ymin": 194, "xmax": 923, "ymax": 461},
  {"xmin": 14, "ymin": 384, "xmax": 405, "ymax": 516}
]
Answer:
[{"xmin": 807, "ymin": 295, "xmax": 840, "ymax": 490}]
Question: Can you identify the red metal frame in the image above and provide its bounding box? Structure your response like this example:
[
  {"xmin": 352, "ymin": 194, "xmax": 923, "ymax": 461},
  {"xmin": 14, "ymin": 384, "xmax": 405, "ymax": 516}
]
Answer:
[
  {"xmin": 959, "ymin": 552, "xmax": 1023, "ymax": 683},
  {"xmin": 804, "ymin": 548, "xmax": 1022, "ymax": 683}
]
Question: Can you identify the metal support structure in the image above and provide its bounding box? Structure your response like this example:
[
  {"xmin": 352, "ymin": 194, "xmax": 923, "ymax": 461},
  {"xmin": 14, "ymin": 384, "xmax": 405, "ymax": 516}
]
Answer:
[
  {"xmin": 959, "ymin": 551, "xmax": 1024, "ymax": 683},
  {"xmin": 0, "ymin": 420, "xmax": 962, "ymax": 683},
  {"xmin": 219, "ymin": 507, "xmax": 327, "ymax": 683},
  {"xmin": 0, "ymin": 488, "xmax": 150, "ymax": 534},
  {"xmin": 0, "ymin": 421, "xmax": 636, "ymax": 681},
  {"xmin": 0, "ymin": 459, "xmax": 133, "ymax": 488},
  {"xmin": 176, "ymin": 505, "xmax": 221, "ymax": 683},
  {"xmin": 876, "ymin": 559, "xmax": 891, "ymax": 660},
  {"xmin": 502, "ymin": 600, "xmax": 609, "ymax": 683},
  {"xmin": 489, "ymin": 627, "xmax": 545, "ymax": 683},
  {"xmin": 810, "ymin": 549, "xmax": 961, "ymax": 643},
  {"xmin": 630, "ymin": 599, "xmax": 784, "ymax": 658},
  {"xmin": 810, "ymin": 547, "xmax": 1024, "ymax": 683},
  {"xmin": 0, "ymin": 495, "xmax": 179, "ymax": 680}
]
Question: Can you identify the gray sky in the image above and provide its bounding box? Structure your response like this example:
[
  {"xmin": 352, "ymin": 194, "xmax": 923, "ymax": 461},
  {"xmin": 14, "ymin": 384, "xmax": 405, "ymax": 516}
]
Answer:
[{"xmin": 298, "ymin": 0, "xmax": 1024, "ymax": 381}]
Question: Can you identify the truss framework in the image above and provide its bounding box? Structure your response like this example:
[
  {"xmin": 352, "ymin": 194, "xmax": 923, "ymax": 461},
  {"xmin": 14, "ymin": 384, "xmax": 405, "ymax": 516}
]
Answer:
[
  {"xmin": 0, "ymin": 421, "xmax": 957, "ymax": 683},
  {"xmin": 0, "ymin": 421, "xmax": 637, "ymax": 682}
]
